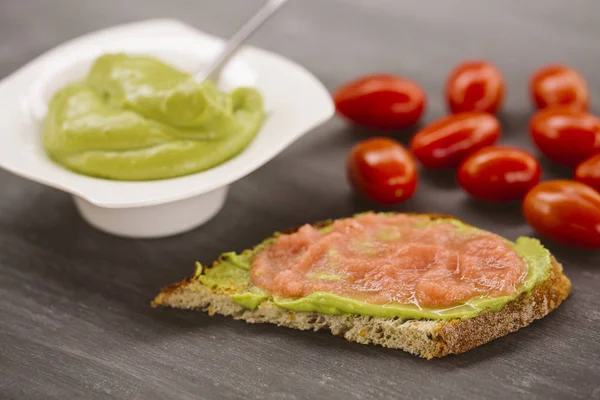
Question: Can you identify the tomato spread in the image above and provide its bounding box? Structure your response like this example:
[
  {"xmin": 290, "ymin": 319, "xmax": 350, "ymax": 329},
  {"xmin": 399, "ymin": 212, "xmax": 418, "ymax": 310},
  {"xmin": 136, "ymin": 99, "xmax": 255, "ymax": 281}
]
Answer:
[{"xmin": 250, "ymin": 213, "xmax": 527, "ymax": 308}]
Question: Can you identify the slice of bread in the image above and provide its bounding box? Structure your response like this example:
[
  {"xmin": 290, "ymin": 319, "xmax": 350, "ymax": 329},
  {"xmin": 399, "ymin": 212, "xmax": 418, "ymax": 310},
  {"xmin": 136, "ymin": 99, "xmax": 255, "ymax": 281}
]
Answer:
[{"xmin": 152, "ymin": 214, "xmax": 571, "ymax": 359}]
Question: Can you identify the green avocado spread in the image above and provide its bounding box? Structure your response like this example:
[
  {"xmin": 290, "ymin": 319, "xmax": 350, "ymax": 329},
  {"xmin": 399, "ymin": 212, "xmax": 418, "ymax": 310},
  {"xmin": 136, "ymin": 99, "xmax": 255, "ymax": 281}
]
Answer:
[
  {"xmin": 194, "ymin": 216, "xmax": 553, "ymax": 320},
  {"xmin": 43, "ymin": 53, "xmax": 265, "ymax": 181}
]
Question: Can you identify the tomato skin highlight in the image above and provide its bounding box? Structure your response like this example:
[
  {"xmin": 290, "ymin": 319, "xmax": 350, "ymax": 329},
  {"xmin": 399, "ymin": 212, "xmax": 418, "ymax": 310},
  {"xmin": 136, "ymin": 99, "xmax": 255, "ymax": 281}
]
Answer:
[
  {"xmin": 333, "ymin": 74, "xmax": 426, "ymax": 130},
  {"xmin": 529, "ymin": 107, "xmax": 600, "ymax": 167},
  {"xmin": 530, "ymin": 65, "xmax": 589, "ymax": 111},
  {"xmin": 410, "ymin": 112, "xmax": 501, "ymax": 169},
  {"xmin": 458, "ymin": 146, "xmax": 541, "ymax": 202},
  {"xmin": 575, "ymin": 154, "xmax": 600, "ymax": 192},
  {"xmin": 346, "ymin": 137, "xmax": 418, "ymax": 204},
  {"xmin": 522, "ymin": 180, "xmax": 600, "ymax": 249},
  {"xmin": 445, "ymin": 61, "xmax": 505, "ymax": 114}
]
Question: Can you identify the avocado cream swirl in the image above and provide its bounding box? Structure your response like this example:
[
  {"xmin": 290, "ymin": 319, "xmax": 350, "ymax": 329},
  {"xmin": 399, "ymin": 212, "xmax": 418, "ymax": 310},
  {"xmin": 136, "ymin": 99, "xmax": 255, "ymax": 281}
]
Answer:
[{"xmin": 43, "ymin": 53, "xmax": 265, "ymax": 180}]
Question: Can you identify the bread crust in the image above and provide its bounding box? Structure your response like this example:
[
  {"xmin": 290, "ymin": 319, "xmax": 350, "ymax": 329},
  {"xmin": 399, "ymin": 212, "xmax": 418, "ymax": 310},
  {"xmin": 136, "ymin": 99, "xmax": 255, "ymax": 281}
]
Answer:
[
  {"xmin": 431, "ymin": 257, "xmax": 570, "ymax": 357},
  {"xmin": 152, "ymin": 214, "xmax": 572, "ymax": 359}
]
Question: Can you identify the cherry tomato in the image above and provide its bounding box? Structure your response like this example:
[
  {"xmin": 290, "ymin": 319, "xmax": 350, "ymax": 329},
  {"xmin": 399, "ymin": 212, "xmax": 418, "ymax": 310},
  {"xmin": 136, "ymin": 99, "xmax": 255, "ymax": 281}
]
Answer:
[
  {"xmin": 333, "ymin": 74, "xmax": 426, "ymax": 130},
  {"xmin": 575, "ymin": 154, "xmax": 600, "ymax": 192},
  {"xmin": 457, "ymin": 146, "xmax": 541, "ymax": 202},
  {"xmin": 347, "ymin": 137, "xmax": 418, "ymax": 204},
  {"xmin": 445, "ymin": 60, "xmax": 505, "ymax": 114},
  {"xmin": 529, "ymin": 107, "xmax": 600, "ymax": 166},
  {"xmin": 530, "ymin": 65, "xmax": 589, "ymax": 110},
  {"xmin": 523, "ymin": 180, "xmax": 600, "ymax": 249},
  {"xmin": 410, "ymin": 112, "xmax": 501, "ymax": 169}
]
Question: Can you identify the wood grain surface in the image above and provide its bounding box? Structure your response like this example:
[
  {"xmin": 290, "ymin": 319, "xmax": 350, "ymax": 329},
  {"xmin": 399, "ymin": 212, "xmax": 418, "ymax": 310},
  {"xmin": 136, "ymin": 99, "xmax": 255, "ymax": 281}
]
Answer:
[{"xmin": 1, "ymin": 1, "xmax": 599, "ymax": 399}]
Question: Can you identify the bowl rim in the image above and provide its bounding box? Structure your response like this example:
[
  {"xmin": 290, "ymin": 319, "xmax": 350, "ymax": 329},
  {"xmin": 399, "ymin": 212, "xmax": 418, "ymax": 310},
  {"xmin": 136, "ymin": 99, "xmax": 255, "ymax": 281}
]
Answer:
[{"xmin": 0, "ymin": 19, "xmax": 334, "ymax": 209}]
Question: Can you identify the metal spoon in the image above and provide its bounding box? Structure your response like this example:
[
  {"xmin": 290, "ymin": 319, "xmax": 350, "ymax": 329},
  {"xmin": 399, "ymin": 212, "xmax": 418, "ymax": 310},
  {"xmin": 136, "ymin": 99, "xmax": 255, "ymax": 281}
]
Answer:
[{"xmin": 195, "ymin": 0, "xmax": 289, "ymax": 83}]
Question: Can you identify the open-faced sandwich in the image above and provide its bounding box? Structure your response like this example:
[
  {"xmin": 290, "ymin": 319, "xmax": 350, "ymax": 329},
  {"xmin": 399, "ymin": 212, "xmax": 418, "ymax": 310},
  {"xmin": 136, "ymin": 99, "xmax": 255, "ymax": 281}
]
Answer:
[{"xmin": 153, "ymin": 212, "xmax": 571, "ymax": 359}]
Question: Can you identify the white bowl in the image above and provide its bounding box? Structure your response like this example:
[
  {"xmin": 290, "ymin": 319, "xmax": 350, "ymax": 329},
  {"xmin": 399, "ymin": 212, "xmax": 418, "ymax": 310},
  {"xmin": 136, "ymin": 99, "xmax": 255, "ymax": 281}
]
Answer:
[{"xmin": 0, "ymin": 19, "xmax": 334, "ymax": 238}]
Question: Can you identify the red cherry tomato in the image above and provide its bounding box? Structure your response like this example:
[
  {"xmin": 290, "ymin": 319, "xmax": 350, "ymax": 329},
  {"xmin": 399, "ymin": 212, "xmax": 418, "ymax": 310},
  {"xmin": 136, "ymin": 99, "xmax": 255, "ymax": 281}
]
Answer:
[
  {"xmin": 530, "ymin": 65, "xmax": 589, "ymax": 110},
  {"xmin": 529, "ymin": 107, "xmax": 600, "ymax": 166},
  {"xmin": 458, "ymin": 146, "xmax": 541, "ymax": 202},
  {"xmin": 333, "ymin": 74, "xmax": 426, "ymax": 130},
  {"xmin": 575, "ymin": 154, "xmax": 600, "ymax": 192},
  {"xmin": 347, "ymin": 137, "xmax": 418, "ymax": 204},
  {"xmin": 410, "ymin": 112, "xmax": 501, "ymax": 169},
  {"xmin": 523, "ymin": 180, "xmax": 600, "ymax": 249},
  {"xmin": 445, "ymin": 61, "xmax": 505, "ymax": 114}
]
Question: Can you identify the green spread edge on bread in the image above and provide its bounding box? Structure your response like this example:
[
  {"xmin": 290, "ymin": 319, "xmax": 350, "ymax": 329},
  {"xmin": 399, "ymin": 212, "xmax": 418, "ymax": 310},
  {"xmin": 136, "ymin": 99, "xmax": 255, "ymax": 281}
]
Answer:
[{"xmin": 193, "ymin": 216, "xmax": 552, "ymax": 320}]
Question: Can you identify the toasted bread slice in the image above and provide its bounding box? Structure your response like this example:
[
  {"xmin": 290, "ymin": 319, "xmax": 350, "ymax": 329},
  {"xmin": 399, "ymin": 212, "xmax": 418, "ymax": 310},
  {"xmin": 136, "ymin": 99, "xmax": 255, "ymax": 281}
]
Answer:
[{"xmin": 153, "ymin": 214, "xmax": 571, "ymax": 359}]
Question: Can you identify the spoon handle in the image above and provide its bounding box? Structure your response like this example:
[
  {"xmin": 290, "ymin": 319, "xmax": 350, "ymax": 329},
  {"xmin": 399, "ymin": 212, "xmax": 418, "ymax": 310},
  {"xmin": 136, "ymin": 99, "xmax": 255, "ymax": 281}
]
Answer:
[{"xmin": 196, "ymin": 0, "xmax": 289, "ymax": 82}]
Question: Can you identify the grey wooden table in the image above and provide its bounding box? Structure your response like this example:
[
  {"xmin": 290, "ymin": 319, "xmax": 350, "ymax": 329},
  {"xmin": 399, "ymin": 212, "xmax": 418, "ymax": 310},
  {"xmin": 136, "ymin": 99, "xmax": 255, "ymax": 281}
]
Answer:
[{"xmin": 1, "ymin": 1, "xmax": 599, "ymax": 399}]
